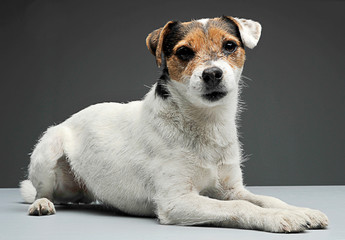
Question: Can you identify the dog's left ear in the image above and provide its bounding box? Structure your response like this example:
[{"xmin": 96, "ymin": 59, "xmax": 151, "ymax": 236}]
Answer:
[
  {"xmin": 226, "ymin": 16, "xmax": 262, "ymax": 49},
  {"xmin": 146, "ymin": 21, "xmax": 177, "ymax": 67}
]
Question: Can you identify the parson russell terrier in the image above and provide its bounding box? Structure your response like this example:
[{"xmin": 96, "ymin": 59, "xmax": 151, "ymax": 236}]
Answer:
[{"xmin": 20, "ymin": 16, "xmax": 328, "ymax": 233}]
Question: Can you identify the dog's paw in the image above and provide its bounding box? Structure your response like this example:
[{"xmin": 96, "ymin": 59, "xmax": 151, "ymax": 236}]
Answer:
[
  {"xmin": 28, "ymin": 198, "xmax": 56, "ymax": 216},
  {"xmin": 290, "ymin": 207, "xmax": 329, "ymax": 229},
  {"xmin": 260, "ymin": 209, "xmax": 311, "ymax": 233}
]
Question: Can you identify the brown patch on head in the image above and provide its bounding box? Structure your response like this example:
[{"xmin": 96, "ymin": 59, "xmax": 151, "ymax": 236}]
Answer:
[
  {"xmin": 166, "ymin": 54, "xmax": 188, "ymax": 83},
  {"xmin": 166, "ymin": 27, "xmax": 206, "ymax": 81},
  {"xmin": 164, "ymin": 18, "xmax": 246, "ymax": 82}
]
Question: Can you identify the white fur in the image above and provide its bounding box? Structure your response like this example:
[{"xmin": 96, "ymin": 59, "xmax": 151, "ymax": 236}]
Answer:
[
  {"xmin": 234, "ymin": 17, "xmax": 262, "ymax": 49},
  {"xmin": 20, "ymin": 180, "xmax": 36, "ymax": 203},
  {"xmin": 179, "ymin": 59, "xmax": 241, "ymax": 109},
  {"xmin": 197, "ymin": 18, "xmax": 209, "ymax": 26},
  {"xmin": 21, "ymin": 18, "xmax": 328, "ymax": 232}
]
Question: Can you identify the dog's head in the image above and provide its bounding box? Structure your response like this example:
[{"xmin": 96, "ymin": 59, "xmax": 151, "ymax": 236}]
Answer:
[{"xmin": 146, "ymin": 16, "xmax": 261, "ymax": 107}]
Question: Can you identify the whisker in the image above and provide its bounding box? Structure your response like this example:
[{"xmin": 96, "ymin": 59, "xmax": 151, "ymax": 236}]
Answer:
[{"xmin": 241, "ymin": 75, "xmax": 253, "ymax": 81}]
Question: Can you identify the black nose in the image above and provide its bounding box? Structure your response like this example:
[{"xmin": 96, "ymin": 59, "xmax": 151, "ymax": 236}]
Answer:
[{"xmin": 202, "ymin": 67, "xmax": 223, "ymax": 87}]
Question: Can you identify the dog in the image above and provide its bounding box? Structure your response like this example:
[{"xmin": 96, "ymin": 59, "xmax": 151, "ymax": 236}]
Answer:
[{"xmin": 20, "ymin": 16, "xmax": 328, "ymax": 233}]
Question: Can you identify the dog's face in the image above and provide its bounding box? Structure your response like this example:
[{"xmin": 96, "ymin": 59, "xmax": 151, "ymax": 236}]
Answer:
[{"xmin": 146, "ymin": 16, "xmax": 261, "ymax": 107}]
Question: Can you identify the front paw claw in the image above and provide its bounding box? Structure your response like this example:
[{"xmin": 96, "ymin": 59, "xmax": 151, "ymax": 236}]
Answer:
[
  {"xmin": 290, "ymin": 207, "xmax": 328, "ymax": 229},
  {"xmin": 261, "ymin": 209, "xmax": 310, "ymax": 233}
]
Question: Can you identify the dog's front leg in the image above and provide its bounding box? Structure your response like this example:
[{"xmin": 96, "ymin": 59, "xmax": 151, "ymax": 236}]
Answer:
[
  {"xmin": 156, "ymin": 191, "xmax": 313, "ymax": 233},
  {"xmin": 220, "ymin": 164, "xmax": 329, "ymax": 229}
]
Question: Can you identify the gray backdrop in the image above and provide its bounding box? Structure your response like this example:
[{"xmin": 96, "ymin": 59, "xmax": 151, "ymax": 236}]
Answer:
[{"xmin": 1, "ymin": 0, "xmax": 344, "ymax": 187}]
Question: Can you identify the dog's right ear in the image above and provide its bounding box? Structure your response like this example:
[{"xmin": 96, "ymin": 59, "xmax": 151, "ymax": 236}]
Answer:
[{"xmin": 146, "ymin": 21, "xmax": 177, "ymax": 68}]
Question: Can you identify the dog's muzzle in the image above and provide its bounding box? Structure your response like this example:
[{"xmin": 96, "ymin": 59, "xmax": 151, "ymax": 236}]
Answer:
[{"xmin": 201, "ymin": 67, "xmax": 227, "ymax": 101}]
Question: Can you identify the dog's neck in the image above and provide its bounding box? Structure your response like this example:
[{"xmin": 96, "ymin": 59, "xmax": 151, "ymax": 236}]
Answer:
[{"xmin": 144, "ymin": 80, "xmax": 240, "ymax": 138}]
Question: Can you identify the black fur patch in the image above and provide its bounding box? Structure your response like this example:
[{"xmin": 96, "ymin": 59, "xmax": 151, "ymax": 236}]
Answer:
[
  {"xmin": 154, "ymin": 22, "xmax": 185, "ymax": 100},
  {"xmin": 162, "ymin": 22, "xmax": 185, "ymax": 58},
  {"xmin": 218, "ymin": 16, "xmax": 244, "ymax": 48},
  {"xmin": 155, "ymin": 22, "xmax": 186, "ymax": 100},
  {"xmin": 155, "ymin": 66, "xmax": 170, "ymax": 99}
]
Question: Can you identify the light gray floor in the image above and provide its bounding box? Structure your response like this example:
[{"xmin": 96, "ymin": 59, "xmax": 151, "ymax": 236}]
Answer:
[{"xmin": 0, "ymin": 186, "xmax": 344, "ymax": 240}]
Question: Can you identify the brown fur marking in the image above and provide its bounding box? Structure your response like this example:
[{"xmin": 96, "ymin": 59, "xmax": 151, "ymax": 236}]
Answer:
[{"xmin": 166, "ymin": 22, "xmax": 246, "ymax": 82}]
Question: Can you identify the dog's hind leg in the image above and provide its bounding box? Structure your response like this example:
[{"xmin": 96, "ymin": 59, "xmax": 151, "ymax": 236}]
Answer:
[{"xmin": 21, "ymin": 126, "xmax": 67, "ymax": 215}]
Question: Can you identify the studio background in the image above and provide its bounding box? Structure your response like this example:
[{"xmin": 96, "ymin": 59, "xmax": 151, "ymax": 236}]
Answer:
[{"xmin": 1, "ymin": 0, "xmax": 344, "ymax": 188}]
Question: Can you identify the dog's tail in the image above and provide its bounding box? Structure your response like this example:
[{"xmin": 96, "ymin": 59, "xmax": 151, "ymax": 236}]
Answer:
[{"xmin": 19, "ymin": 180, "xmax": 36, "ymax": 203}]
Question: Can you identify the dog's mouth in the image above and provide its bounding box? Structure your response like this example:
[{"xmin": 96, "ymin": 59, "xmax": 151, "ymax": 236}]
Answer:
[{"xmin": 202, "ymin": 91, "xmax": 228, "ymax": 102}]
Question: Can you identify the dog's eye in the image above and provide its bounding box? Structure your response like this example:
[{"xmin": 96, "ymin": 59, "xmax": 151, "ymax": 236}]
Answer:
[
  {"xmin": 223, "ymin": 41, "xmax": 237, "ymax": 54},
  {"xmin": 176, "ymin": 46, "xmax": 195, "ymax": 61}
]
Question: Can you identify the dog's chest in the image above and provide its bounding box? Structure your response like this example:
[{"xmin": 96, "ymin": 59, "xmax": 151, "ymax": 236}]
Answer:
[
  {"xmin": 192, "ymin": 165, "xmax": 223, "ymax": 196},
  {"xmin": 180, "ymin": 122, "xmax": 234, "ymax": 166}
]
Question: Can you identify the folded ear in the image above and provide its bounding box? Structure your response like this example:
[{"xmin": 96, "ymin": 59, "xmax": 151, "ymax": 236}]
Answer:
[
  {"xmin": 228, "ymin": 17, "xmax": 262, "ymax": 49},
  {"xmin": 146, "ymin": 28, "xmax": 162, "ymax": 56},
  {"xmin": 146, "ymin": 21, "xmax": 177, "ymax": 67}
]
